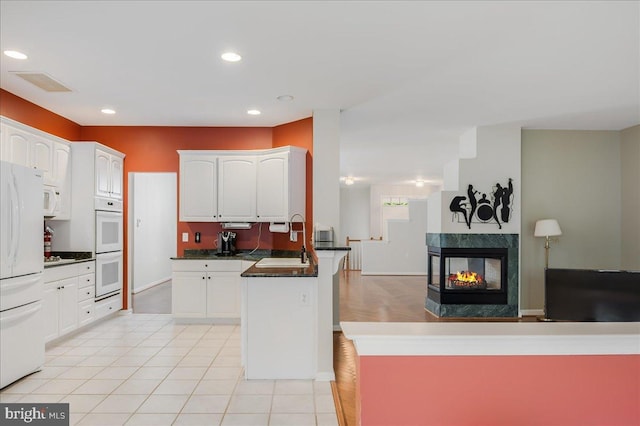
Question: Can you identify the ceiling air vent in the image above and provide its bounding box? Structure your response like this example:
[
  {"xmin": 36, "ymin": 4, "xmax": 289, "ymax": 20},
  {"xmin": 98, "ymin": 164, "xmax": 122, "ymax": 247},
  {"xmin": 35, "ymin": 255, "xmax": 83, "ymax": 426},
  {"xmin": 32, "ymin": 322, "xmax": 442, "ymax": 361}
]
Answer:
[{"xmin": 10, "ymin": 72, "xmax": 72, "ymax": 92}]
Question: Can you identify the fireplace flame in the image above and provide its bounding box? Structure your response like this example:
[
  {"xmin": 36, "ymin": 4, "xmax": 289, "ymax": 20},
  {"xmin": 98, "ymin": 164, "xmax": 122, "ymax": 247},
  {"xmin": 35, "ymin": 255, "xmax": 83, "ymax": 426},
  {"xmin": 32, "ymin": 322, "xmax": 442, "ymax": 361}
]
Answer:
[{"xmin": 455, "ymin": 271, "xmax": 482, "ymax": 283}]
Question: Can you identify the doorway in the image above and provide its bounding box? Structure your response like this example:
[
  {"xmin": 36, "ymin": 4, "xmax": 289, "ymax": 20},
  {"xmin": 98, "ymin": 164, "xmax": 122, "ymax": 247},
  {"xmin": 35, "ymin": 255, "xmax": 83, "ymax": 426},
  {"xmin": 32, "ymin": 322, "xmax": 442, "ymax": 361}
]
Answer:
[{"xmin": 128, "ymin": 172, "xmax": 177, "ymax": 313}]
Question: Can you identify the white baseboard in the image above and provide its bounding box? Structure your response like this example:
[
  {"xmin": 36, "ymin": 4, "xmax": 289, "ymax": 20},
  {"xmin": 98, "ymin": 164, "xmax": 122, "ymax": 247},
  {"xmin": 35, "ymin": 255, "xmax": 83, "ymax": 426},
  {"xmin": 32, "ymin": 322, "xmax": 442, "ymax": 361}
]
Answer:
[
  {"xmin": 315, "ymin": 371, "xmax": 336, "ymax": 381},
  {"xmin": 333, "ymin": 324, "xmax": 342, "ymax": 332},
  {"xmin": 133, "ymin": 278, "xmax": 170, "ymax": 294},
  {"xmin": 520, "ymin": 309, "xmax": 544, "ymax": 317}
]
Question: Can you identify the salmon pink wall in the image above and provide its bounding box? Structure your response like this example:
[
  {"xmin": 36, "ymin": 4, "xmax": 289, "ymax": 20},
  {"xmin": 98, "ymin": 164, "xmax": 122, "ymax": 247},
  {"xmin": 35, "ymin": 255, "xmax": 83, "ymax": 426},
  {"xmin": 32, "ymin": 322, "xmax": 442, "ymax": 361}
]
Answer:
[
  {"xmin": 358, "ymin": 355, "xmax": 640, "ymax": 426},
  {"xmin": 0, "ymin": 89, "xmax": 81, "ymax": 140}
]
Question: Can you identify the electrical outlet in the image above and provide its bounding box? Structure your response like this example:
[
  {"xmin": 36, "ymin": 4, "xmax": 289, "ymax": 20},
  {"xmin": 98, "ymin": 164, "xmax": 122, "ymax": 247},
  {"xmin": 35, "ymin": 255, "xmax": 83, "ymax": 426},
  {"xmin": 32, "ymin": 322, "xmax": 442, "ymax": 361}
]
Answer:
[
  {"xmin": 290, "ymin": 231, "xmax": 298, "ymax": 242},
  {"xmin": 182, "ymin": 232, "xmax": 189, "ymax": 242}
]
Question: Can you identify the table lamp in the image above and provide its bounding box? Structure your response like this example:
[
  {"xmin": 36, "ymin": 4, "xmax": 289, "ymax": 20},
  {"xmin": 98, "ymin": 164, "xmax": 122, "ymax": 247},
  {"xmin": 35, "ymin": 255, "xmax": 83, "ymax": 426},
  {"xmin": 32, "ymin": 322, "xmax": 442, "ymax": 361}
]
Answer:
[{"xmin": 534, "ymin": 219, "xmax": 562, "ymax": 268}]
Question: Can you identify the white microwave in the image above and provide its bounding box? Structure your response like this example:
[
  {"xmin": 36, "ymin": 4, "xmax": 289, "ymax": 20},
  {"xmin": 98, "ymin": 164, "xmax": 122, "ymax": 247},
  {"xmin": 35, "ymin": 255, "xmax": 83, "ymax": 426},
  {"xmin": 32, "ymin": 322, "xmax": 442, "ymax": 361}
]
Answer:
[
  {"xmin": 95, "ymin": 210, "xmax": 123, "ymax": 254},
  {"xmin": 43, "ymin": 186, "xmax": 60, "ymax": 217}
]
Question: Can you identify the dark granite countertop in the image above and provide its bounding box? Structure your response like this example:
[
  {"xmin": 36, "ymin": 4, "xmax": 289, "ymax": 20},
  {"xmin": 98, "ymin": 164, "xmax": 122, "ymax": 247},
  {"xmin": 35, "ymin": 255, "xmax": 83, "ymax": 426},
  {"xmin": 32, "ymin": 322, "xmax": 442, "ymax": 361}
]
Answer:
[
  {"xmin": 174, "ymin": 249, "xmax": 319, "ymax": 277},
  {"xmin": 172, "ymin": 249, "xmax": 303, "ymax": 262},
  {"xmin": 44, "ymin": 251, "xmax": 94, "ymax": 268},
  {"xmin": 312, "ymin": 242, "xmax": 351, "ymax": 251},
  {"xmin": 241, "ymin": 259, "xmax": 317, "ymax": 278}
]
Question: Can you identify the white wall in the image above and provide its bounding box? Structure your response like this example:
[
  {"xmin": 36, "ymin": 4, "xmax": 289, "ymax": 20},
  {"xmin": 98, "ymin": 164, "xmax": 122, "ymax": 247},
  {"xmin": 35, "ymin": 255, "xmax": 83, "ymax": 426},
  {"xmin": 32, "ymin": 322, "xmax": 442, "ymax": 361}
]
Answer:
[
  {"xmin": 521, "ymin": 130, "xmax": 622, "ymax": 310},
  {"xmin": 313, "ymin": 109, "xmax": 341, "ymax": 239},
  {"xmin": 370, "ymin": 184, "xmax": 436, "ymax": 238},
  {"xmin": 130, "ymin": 173, "xmax": 177, "ymax": 293},
  {"xmin": 339, "ymin": 186, "xmax": 370, "ymax": 244},
  {"xmin": 428, "ymin": 125, "xmax": 522, "ymax": 234},
  {"xmin": 620, "ymin": 125, "xmax": 640, "ymax": 270},
  {"xmin": 361, "ymin": 199, "xmax": 427, "ymax": 275}
]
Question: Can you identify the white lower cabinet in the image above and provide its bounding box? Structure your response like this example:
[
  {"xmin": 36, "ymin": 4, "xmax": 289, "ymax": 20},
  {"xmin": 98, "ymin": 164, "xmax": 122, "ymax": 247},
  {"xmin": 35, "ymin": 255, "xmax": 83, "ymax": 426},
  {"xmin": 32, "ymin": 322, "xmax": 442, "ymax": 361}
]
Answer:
[
  {"xmin": 172, "ymin": 271, "xmax": 207, "ymax": 318},
  {"xmin": 44, "ymin": 277, "xmax": 78, "ymax": 342},
  {"xmin": 95, "ymin": 294, "xmax": 122, "ymax": 319},
  {"xmin": 44, "ymin": 260, "xmax": 100, "ymax": 343},
  {"xmin": 172, "ymin": 260, "xmax": 243, "ymax": 320}
]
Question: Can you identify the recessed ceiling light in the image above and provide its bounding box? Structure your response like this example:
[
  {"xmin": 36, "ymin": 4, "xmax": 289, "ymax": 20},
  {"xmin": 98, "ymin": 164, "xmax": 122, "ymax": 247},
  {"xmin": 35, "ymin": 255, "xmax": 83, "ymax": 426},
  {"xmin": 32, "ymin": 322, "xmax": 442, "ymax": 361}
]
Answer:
[
  {"xmin": 4, "ymin": 50, "xmax": 27, "ymax": 60},
  {"xmin": 221, "ymin": 51, "xmax": 242, "ymax": 62},
  {"xmin": 277, "ymin": 95, "xmax": 294, "ymax": 102},
  {"xmin": 247, "ymin": 109, "xmax": 261, "ymax": 116},
  {"xmin": 415, "ymin": 180, "xmax": 425, "ymax": 188},
  {"xmin": 101, "ymin": 108, "xmax": 116, "ymax": 115},
  {"xmin": 344, "ymin": 177, "xmax": 355, "ymax": 186}
]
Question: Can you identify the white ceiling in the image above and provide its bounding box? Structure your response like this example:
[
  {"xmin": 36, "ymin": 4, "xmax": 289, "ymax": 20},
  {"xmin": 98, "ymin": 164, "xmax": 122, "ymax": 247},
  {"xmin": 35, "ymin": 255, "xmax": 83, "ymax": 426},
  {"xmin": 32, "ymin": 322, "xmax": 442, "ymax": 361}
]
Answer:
[{"xmin": 1, "ymin": 1, "xmax": 638, "ymax": 186}]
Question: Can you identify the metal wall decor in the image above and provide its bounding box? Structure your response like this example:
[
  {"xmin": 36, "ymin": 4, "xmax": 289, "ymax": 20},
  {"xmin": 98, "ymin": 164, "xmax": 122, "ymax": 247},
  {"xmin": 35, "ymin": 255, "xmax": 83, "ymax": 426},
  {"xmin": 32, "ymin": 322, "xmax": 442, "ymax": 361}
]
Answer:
[{"xmin": 449, "ymin": 178, "xmax": 514, "ymax": 229}]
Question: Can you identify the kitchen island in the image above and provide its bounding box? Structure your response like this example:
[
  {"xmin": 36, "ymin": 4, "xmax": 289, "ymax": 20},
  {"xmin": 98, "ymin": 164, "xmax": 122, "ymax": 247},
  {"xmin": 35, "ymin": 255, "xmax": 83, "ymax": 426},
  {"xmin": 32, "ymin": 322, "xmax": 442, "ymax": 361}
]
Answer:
[{"xmin": 240, "ymin": 244, "xmax": 349, "ymax": 380}]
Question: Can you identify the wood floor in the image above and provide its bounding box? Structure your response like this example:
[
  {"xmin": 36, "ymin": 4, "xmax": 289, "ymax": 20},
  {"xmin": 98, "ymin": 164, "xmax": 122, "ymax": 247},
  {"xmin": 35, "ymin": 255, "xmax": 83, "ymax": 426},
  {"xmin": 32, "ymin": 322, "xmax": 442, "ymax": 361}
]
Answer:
[{"xmin": 334, "ymin": 271, "xmax": 431, "ymax": 426}]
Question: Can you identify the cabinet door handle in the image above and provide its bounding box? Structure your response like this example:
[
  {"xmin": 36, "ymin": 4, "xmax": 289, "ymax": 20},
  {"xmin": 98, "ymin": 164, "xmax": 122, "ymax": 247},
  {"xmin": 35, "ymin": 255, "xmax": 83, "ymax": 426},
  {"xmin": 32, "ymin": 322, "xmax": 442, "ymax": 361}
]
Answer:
[
  {"xmin": 108, "ymin": 201, "xmax": 113, "ymax": 206},
  {"xmin": 86, "ymin": 311, "xmax": 90, "ymax": 314},
  {"xmin": 86, "ymin": 291, "xmax": 90, "ymax": 295},
  {"xmin": 202, "ymin": 276, "xmax": 205, "ymax": 280}
]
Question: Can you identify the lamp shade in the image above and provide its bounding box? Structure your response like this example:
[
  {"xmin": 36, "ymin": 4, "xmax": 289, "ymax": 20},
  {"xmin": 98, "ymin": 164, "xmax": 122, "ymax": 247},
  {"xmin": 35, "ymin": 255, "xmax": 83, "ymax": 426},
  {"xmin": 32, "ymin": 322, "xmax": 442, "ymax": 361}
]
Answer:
[{"xmin": 534, "ymin": 219, "xmax": 562, "ymax": 237}]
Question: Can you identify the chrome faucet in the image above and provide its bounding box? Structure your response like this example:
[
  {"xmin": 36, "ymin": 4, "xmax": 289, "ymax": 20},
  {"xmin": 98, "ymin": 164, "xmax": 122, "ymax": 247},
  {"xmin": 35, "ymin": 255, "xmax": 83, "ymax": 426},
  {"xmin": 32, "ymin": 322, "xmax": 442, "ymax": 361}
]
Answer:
[{"xmin": 289, "ymin": 213, "xmax": 307, "ymax": 262}]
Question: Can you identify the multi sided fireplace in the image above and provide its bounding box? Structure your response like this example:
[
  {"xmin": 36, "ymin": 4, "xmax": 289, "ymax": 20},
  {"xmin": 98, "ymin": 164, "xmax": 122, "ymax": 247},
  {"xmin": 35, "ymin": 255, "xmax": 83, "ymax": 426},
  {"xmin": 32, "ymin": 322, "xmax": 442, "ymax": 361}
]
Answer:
[
  {"xmin": 426, "ymin": 233, "xmax": 518, "ymax": 317},
  {"xmin": 427, "ymin": 247, "xmax": 508, "ymax": 306}
]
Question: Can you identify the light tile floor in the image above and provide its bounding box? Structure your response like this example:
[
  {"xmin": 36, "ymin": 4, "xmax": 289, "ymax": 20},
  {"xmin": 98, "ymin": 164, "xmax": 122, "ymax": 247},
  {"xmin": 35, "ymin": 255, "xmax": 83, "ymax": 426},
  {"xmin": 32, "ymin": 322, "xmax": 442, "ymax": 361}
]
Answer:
[{"xmin": 0, "ymin": 314, "xmax": 339, "ymax": 426}]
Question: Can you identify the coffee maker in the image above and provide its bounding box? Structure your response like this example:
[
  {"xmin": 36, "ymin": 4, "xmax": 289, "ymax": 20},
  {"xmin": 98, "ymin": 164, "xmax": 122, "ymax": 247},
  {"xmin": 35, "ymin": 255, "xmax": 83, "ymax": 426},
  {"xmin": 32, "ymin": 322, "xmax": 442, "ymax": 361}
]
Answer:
[{"xmin": 217, "ymin": 231, "xmax": 237, "ymax": 256}]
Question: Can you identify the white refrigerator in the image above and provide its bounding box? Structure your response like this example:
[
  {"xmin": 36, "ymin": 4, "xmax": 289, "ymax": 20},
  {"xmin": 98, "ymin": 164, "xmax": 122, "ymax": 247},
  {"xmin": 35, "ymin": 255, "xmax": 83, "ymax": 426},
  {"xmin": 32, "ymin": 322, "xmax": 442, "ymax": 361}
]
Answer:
[{"xmin": 0, "ymin": 161, "xmax": 45, "ymax": 389}]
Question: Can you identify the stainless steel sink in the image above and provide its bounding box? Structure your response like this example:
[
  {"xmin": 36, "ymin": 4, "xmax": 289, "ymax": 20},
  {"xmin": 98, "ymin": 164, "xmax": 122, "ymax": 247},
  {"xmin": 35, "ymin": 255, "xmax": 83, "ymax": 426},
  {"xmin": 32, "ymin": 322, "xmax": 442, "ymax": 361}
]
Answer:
[{"xmin": 254, "ymin": 257, "xmax": 309, "ymax": 268}]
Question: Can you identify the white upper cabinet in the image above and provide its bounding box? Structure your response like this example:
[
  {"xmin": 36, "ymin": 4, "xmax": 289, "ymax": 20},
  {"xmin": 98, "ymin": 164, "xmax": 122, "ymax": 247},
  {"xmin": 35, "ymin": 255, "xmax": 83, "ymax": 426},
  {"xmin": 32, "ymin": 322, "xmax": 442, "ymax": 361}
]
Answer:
[
  {"xmin": 0, "ymin": 121, "xmax": 57, "ymax": 185},
  {"xmin": 179, "ymin": 154, "xmax": 218, "ymax": 222},
  {"xmin": 218, "ymin": 155, "xmax": 257, "ymax": 222},
  {"xmin": 178, "ymin": 146, "xmax": 306, "ymax": 223},
  {"xmin": 256, "ymin": 149, "xmax": 305, "ymax": 222},
  {"xmin": 31, "ymin": 136, "xmax": 54, "ymax": 184},
  {"xmin": 1, "ymin": 118, "xmax": 73, "ymax": 219},
  {"xmin": 52, "ymin": 141, "xmax": 70, "ymax": 188},
  {"xmin": 95, "ymin": 147, "xmax": 124, "ymax": 200},
  {"xmin": 256, "ymin": 152, "xmax": 288, "ymax": 221},
  {"xmin": 1, "ymin": 124, "xmax": 30, "ymax": 167}
]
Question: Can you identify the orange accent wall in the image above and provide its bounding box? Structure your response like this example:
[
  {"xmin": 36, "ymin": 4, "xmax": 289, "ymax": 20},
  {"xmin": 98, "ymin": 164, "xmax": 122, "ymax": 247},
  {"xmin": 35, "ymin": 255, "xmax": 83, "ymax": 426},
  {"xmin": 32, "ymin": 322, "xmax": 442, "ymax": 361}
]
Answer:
[
  {"xmin": 0, "ymin": 89, "xmax": 81, "ymax": 140},
  {"xmin": 358, "ymin": 354, "xmax": 640, "ymax": 426},
  {"xmin": 273, "ymin": 117, "xmax": 314, "ymax": 251},
  {"xmin": 1, "ymin": 90, "xmax": 314, "ymax": 310}
]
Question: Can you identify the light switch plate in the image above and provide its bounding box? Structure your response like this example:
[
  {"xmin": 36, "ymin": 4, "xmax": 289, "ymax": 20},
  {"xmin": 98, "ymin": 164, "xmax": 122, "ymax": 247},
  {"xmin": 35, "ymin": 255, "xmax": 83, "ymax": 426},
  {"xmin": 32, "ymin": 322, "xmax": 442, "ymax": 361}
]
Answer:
[{"xmin": 182, "ymin": 232, "xmax": 189, "ymax": 242}]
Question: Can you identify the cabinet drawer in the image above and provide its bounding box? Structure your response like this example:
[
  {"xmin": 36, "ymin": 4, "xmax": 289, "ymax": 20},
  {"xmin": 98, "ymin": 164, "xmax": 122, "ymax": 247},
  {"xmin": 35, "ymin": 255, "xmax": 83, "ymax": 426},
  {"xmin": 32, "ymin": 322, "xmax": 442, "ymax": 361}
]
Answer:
[
  {"xmin": 95, "ymin": 197, "xmax": 123, "ymax": 211},
  {"xmin": 95, "ymin": 294, "xmax": 121, "ymax": 319},
  {"xmin": 78, "ymin": 273, "xmax": 95, "ymax": 289},
  {"xmin": 78, "ymin": 285, "xmax": 95, "ymax": 302},
  {"xmin": 78, "ymin": 261, "xmax": 95, "ymax": 274},
  {"xmin": 78, "ymin": 300, "xmax": 94, "ymax": 327},
  {"xmin": 44, "ymin": 263, "xmax": 78, "ymax": 282},
  {"xmin": 172, "ymin": 259, "xmax": 242, "ymax": 272}
]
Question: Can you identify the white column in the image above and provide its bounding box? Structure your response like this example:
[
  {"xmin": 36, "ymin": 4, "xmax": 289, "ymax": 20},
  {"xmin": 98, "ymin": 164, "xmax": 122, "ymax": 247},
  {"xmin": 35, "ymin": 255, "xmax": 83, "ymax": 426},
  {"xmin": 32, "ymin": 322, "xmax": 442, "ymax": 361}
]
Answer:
[
  {"xmin": 312, "ymin": 109, "xmax": 341, "ymax": 238},
  {"xmin": 315, "ymin": 249, "xmax": 349, "ymax": 381}
]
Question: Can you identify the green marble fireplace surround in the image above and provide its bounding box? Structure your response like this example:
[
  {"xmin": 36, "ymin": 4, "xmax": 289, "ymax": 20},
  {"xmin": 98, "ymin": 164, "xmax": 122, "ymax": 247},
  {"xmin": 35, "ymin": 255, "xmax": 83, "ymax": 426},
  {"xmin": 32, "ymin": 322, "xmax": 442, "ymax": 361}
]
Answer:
[{"xmin": 426, "ymin": 233, "xmax": 519, "ymax": 317}]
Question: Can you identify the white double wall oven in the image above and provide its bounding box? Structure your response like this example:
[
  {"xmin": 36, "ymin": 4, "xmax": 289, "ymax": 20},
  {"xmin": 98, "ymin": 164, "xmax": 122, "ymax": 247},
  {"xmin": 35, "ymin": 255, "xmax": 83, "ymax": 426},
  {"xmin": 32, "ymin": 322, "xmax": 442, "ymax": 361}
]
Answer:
[{"xmin": 95, "ymin": 205, "xmax": 123, "ymax": 299}]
